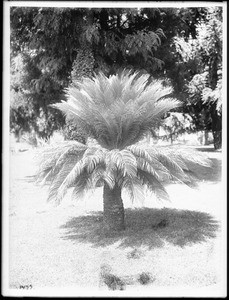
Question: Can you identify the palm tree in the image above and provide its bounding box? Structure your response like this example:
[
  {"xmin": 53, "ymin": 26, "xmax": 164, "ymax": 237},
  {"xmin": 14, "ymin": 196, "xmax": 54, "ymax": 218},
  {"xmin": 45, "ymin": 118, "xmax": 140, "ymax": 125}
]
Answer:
[{"xmin": 37, "ymin": 70, "xmax": 211, "ymax": 232}]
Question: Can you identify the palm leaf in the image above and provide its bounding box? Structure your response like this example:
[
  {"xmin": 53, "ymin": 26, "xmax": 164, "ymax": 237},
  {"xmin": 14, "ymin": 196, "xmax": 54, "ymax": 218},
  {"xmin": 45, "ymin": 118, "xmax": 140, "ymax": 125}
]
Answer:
[
  {"xmin": 103, "ymin": 170, "xmax": 116, "ymax": 189},
  {"xmin": 52, "ymin": 70, "xmax": 180, "ymax": 149},
  {"xmin": 105, "ymin": 149, "xmax": 138, "ymax": 180},
  {"xmin": 118, "ymin": 149, "xmax": 138, "ymax": 178},
  {"xmin": 122, "ymin": 177, "xmax": 145, "ymax": 204},
  {"xmin": 71, "ymin": 169, "xmax": 89, "ymax": 201},
  {"xmin": 36, "ymin": 141, "xmax": 87, "ymax": 183},
  {"xmin": 48, "ymin": 156, "xmax": 79, "ymax": 203},
  {"xmin": 137, "ymin": 169, "xmax": 170, "ymax": 201},
  {"xmin": 88, "ymin": 163, "xmax": 106, "ymax": 188},
  {"xmin": 128, "ymin": 145, "xmax": 171, "ymax": 181},
  {"xmin": 56, "ymin": 146, "xmax": 104, "ymax": 198}
]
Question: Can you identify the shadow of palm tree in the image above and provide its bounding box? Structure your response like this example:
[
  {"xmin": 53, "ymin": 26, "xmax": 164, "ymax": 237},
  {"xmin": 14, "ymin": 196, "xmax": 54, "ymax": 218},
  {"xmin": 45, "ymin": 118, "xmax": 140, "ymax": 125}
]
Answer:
[{"xmin": 60, "ymin": 208, "xmax": 219, "ymax": 249}]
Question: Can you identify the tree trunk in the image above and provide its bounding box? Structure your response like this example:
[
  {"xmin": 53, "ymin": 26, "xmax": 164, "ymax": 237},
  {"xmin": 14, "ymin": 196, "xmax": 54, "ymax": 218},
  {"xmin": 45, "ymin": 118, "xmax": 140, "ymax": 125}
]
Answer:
[
  {"xmin": 209, "ymin": 54, "xmax": 222, "ymax": 150},
  {"xmin": 212, "ymin": 130, "xmax": 222, "ymax": 150},
  {"xmin": 210, "ymin": 103, "xmax": 222, "ymax": 150},
  {"xmin": 103, "ymin": 183, "xmax": 125, "ymax": 232},
  {"xmin": 15, "ymin": 128, "xmax": 22, "ymax": 142},
  {"xmin": 204, "ymin": 130, "xmax": 209, "ymax": 145},
  {"xmin": 170, "ymin": 132, "xmax": 173, "ymax": 145}
]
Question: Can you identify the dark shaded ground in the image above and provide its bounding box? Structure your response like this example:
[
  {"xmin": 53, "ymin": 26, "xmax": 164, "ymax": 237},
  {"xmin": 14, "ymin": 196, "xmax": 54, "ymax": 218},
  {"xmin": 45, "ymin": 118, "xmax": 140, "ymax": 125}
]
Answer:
[{"xmin": 60, "ymin": 208, "xmax": 219, "ymax": 249}]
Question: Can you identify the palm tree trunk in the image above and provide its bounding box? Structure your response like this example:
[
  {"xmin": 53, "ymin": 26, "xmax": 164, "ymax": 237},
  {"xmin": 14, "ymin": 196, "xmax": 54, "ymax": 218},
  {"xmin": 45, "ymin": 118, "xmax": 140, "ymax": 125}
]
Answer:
[{"xmin": 103, "ymin": 183, "xmax": 125, "ymax": 232}]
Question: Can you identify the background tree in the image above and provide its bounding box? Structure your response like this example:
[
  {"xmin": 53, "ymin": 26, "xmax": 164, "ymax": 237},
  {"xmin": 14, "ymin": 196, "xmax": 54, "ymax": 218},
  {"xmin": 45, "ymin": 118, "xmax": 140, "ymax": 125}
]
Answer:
[
  {"xmin": 186, "ymin": 7, "xmax": 222, "ymax": 149},
  {"xmin": 10, "ymin": 7, "xmax": 167, "ymax": 140},
  {"xmin": 10, "ymin": 52, "xmax": 65, "ymax": 142},
  {"xmin": 10, "ymin": 7, "xmax": 87, "ymax": 139},
  {"xmin": 161, "ymin": 112, "xmax": 194, "ymax": 144},
  {"xmin": 10, "ymin": 6, "xmax": 223, "ymax": 148},
  {"xmin": 153, "ymin": 7, "xmax": 222, "ymax": 149},
  {"xmin": 62, "ymin": 43, "xmax": 95, "ymax": 143}
]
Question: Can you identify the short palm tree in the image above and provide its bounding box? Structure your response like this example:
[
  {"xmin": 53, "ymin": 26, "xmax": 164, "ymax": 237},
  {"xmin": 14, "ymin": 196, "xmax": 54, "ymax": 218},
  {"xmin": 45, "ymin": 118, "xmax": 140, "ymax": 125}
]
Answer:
[{"xmin": 37, "ymin": 70, "xmax": 211, "ymax": 232}]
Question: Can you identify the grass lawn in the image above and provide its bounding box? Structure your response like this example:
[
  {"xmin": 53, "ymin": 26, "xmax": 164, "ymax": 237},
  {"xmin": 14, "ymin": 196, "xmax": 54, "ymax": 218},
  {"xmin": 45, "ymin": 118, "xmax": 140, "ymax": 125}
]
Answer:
[{"xmin": 5, "ymin": 143, "xmax": 226, "ymax": 297}]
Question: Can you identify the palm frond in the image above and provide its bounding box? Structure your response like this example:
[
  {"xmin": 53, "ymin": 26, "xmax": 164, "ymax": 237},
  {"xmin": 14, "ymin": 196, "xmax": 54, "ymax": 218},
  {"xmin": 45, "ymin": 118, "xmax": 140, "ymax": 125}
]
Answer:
[
  {"xmin": 157, "ymin": 146, "xmax": 212, "ymax": 175},
  {"xmin": 48, "ymin": 156, "xmax": 79, "ymax": 203},
  {"xmin": 36, "ymin": 141, "xmax": 87, "ymax": 183},
  {"xmin": 103, "ymin": 170, "xmax": 116, "ymax": 189},
  {"xmin": 127, "ymin": 144, "xmax": 152, "ymax": 161},
  {"xmin": 137, "ymin": 169, "xmax": 170, "ymax": 201},
  {"xmin": 88, "ymin": 163, "xmax": 106, "ymax": 188},
  {"xmin": 37, "ymin": 139, "xmax": 211, "ymax": 205},
  {"xmin": 118, "ymin": 149, "xmax": 138, "ymax": 178},
  {"xmin": 128, "ymin": 145, "xmax": 172, "ymax": 181},
  {"xmin": 104, "ymin": 149, "xmax": 138, "ymax": 180},
  {"xmin": 122, "ymin": 177, "xmax": 145, "ymax": 204},
  {"xmin": 85, "ymin": 147, "xmax": 107, "ymax": 174},
  {"xmin": 71, "ymin": 169, "xmax": 89, "ymax": 201},
  {"xmin": 56, "ymin": 146, "xmax": 105, "ymax": 199},
  {"xmin": 52, "ymin": 70, "xmax": 181, "ymax": 149},
  {"xmin": 127, "ymin": 144, "xmax": 211, "ymax": 195},
  {"xmin": 176, "ymin": 147, "xmax": 212, "ymax": 167}
]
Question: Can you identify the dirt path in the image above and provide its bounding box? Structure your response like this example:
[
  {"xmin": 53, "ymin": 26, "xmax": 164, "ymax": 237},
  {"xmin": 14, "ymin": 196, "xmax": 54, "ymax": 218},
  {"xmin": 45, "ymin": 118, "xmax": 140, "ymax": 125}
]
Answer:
[{"xmin": 6, "ymin": 147, "xmax": 226, "ymax": 296}]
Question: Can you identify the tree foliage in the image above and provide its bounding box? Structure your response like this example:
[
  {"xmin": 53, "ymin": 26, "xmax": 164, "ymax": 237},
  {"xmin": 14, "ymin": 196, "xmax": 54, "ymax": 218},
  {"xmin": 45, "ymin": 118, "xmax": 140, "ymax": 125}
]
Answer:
[
  {"xmin": 53, "ymin": 70, "xmax": 180, "ymax": 149},
  {"xmin": 149, "ymin": 6, "xmax": 223, "ymax": 148},
  {"xmin": 161, "ymin": 112, "xmax": 194, "ymax": 143},
  {"xmin": 10, "ymin": 52, "xmax": 65, "ymax": 139},
  {"xmin": 185, "ymin": 7, "xmax": 223, "ymax": 149},
  {"xmin": 37, "ymin": 72, "xmax": 211, "ymax": 208},
  {"xmin": 10, "ymin": 7, "xmax": 168, "ymax": 139},
  {"xmin": 63, "ymin": 45, "xmax": 95, "ymax": 143},
  {"xmin": 10, "ymin": 6, "xmax": 223, "ymax": 148}
]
